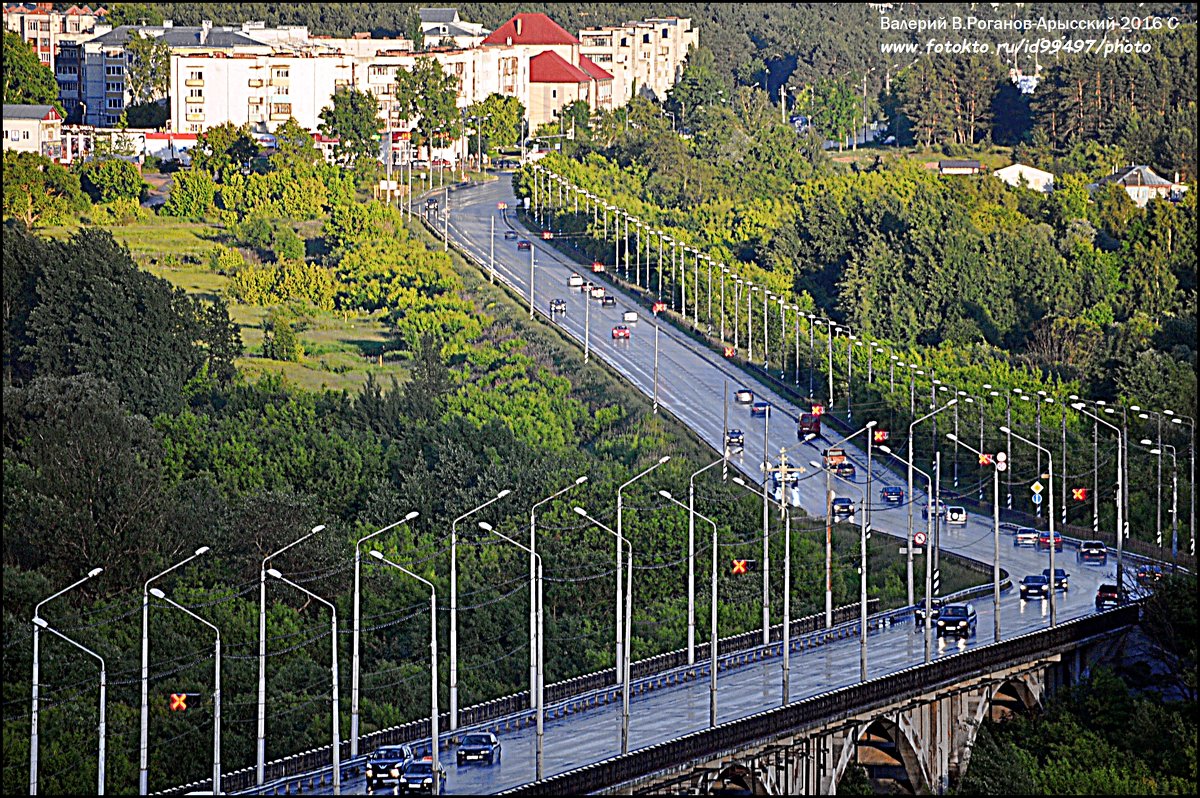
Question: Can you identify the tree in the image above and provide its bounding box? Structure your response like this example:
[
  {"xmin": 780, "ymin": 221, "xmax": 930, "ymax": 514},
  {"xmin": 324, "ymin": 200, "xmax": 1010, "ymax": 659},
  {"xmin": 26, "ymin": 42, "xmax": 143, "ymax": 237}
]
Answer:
[
  {"xmin": 123, "ymin": 100, "xmax": 170, "ymax": 129},
  {"xmin": 1, "ymin": 151, "xmax": 87, "ymax": 227},
  {"xmin": 667, "ymin": 45, "xmax": 730, "ymax": 130},
  {"xmin": 465, "ymin": 93, "xmax": 525, "ymax": 159},
  {"xmin": 125, "ymin": 32, "xmax": 170, "ymax": 106},
  {"xmin": 393, "ymin": 57, "xmax": 461, "ymax": 164},
  {"xmin": 269, "ymin": 117, "xmax": 322, "ymax": 174},
  {"xmin": 160, "ymin": 167, "xmax": 216, "ymax": 219},
  {"xmin": 2, "ymin": 31, "xmax": 64, "ymax": 115},
  {"xmin": 318, "ymin": 87, "xmax": 381, "ymax": 167},
  {"xmin": 105, "ymin": 3, "xmax": 164, "ymax": 26},
  {"xmin": 190, "ymin": 122, "xmax": 259, "ymax": 182},
  {"xmin": 78, "ymin": 158, "xmax": 146, "ymax": 203}
]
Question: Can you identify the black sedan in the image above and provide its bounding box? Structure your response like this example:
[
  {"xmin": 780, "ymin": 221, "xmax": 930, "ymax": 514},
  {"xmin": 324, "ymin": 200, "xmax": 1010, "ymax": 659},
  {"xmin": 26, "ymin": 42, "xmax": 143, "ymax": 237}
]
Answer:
[
  {"xmin": 457, "ymin": 732, "xmax": 501, "ymax": 765},
  {"xmin": 1020, "ymin": 574, "xmax": 1050, "ymax": 600},
  {"xmin": 365, "ymin": 744, "xmax": 413, "ymax": 791}
]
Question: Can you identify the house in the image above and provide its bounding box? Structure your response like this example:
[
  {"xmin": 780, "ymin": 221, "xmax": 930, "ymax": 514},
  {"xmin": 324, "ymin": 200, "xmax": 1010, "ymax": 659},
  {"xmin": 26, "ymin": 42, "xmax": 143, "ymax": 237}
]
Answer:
[
  {"xmin": 938, "ymin": 159, "xmax": 982, "ymax": 175},
  {"xmin": 2, "ymin": 103, "xmax": 63, "ymax": 159},
  {"xmin": 418, "ymin": 8, "xmax": 488, "ymax": 49},
  {"xmin": 1093, "ymin": 164, "xmax": 1189, "ymax": 208},
  {"xmin": 994, "ymin": 163, "xmax": 1054, "ymax": 192}
]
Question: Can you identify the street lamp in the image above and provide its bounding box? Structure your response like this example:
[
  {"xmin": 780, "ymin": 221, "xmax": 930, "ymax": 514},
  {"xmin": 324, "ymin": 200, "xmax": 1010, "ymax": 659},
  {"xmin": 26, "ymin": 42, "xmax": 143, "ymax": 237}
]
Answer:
[
  {"xmin": 368, "ymin": 552, "xmax": 441, "ymax": 794},
  {"xmin": 906, "ymin": 401, "xmax": 957, "ymax": 606},
  {"xmin": 1142, "ymin": 440, "xmax": 1180, "ymax": 562},
  {"xmin": 615, "ymin": 456, "xmax": 670, "ymax": 683},
  {"xmin": 149, "ymin": 588, "xmax": 221, "ymax": 794},
  {"xmin": 658, "ymin": 490, "xmax": 719, "ymax": 725},
  {"xmin": 880, "ymin": 444, "xmax": 937, "ymax": 663},
  {"xmin": 31, "ymin": 566, "xmax": 104, "ymax": 796},
  {"xmin": 352, "ymin": 513, "xmax": 419, "ymax": 756},
  {"xmin": 266, "ymin": 568, "xmax": 341, "ymax": 795},
  {"xmin": 1001, "ymin": 425, "xmax": 1057, "ymax": 627},
  {"xmin": 822, "ymin": 421, "xmax": 878, "ymax": 627},
  {"xmin": 141, "ymin": 546, "xmax": 209, "ymax": 795},
  {"xmin": 530, "ymin": 477, "xmax": 588, "ymax": 698},
  {"xmin": 948, "ymin": 433, "xmax": 1003, "ymax": 642},
  {"xmin": 687, "ymin": 455, "xmax": 727, "ymax": 664},
  {"xmin": 573, "ymin": 506, "xmax": 634, "ymax": 753},
  {"xmin": 450, "ymin": 489, "xmax": 512, "ymax": 731},
  {"xmin": 1132, "ymin": 406, "xmax": 1166, "ymax": 548},
  {"xmin": 258, "ymin": 525, "xmax": 324, "ymax": 786},
  {"xmin": 1162, "ymin": 410, "xmax": 1195, "ymax": 556},
  {"xmin": 1070, "ymin": 402, "xmax": 1128, "ymax": 597}
]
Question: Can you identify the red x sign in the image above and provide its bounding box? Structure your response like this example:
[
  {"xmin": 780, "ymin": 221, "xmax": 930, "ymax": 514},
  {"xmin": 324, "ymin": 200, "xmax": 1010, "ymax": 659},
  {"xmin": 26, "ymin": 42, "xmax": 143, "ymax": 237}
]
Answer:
[
  {"xmin": 1073, "ymin": 488, "xmax": 1088, "ymax": 501},
  {"xmin": 723, "ymin": 346, "xmax": 736, "ymax": 358},
  {"xmin": 979, "ymin": 453, "xmax": 994, "ymax": 466},
  {"xmin": 811, "ymin": 404, "xmax": 825, "ymax": 416},
  {"xmin": 873, "ymin": 430, "xmax": 889, "ymax": 442},
  {"xmin": 652, "ymin": 301, "xmax": 667, "ymax": 313},
  {"xmin": 731, "ymin": 559, "xmax": 748, "ymax": 575},
  {"xmin": 170, "ymin": 693, "xmax": 189, "ymax": 711}
]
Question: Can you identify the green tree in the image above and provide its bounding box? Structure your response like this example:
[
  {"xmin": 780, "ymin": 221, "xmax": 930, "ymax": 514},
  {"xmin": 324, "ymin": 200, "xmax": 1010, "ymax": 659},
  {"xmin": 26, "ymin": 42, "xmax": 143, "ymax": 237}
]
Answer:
[
  {"xmin": 125, "ymin": 32, "xmax": 171, "ymax": 106},
  {"xmin": 1, "ymin": 30, "xmax": 63, "ymax": 115},
  {"xmin": 318, "ymin": 87, "xmax": 381, "ymax": 167},
  {"xmin": 262, "ymin": 310, "xmax": 303, "ymax": 361},
  {"xmin": 394, "ymin": 57, "xmax": 461, "ymax": 163},
  {"xmin": 667, "ymin": 45, "xmax": 730, "ymax": 130},
  {"xmin": 78, "ymin": 158, "xmax": 146, "ymax": 203},
  {"xmin": 105, "ymin": 3, "xmax": 164, "ymax": 26},
  {"xmin": 269, "ymin": 117, "xmax": 322, "ymax": 174},
  {"xmin": 1, "ymin": 151, "xmax": 87, "ymax": 226},
  {"xmin": 465, "ymin": 93, "xmax": 525, "ymax": 159},
  {"xmin": 160, "ymin": 167, "xmax": 216, "ymax": 219},
  {"xmin": 190, "ymin": 122, "xmax": 259, "ymax": 182},
  {"xmin": 273, "ymin": 225, "xmax": 306, "ymax": 261}
]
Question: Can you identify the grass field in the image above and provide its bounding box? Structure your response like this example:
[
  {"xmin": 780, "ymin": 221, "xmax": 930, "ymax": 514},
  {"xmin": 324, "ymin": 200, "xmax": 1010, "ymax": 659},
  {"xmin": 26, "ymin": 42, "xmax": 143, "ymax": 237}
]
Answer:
[{"xmin": 42, "ymin": 217, "xmax": 223, "ymax": 263}]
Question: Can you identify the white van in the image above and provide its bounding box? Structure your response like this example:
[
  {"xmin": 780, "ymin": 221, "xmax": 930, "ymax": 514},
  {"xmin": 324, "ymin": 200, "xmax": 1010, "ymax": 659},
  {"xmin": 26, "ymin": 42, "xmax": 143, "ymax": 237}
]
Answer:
[
  {"xmin": 947, "ymin": 506, "xmax": 967, "ymax": 526},
  {"xmin": 623, "ymin": 310, "xmax": 639, "ymax": 323}
]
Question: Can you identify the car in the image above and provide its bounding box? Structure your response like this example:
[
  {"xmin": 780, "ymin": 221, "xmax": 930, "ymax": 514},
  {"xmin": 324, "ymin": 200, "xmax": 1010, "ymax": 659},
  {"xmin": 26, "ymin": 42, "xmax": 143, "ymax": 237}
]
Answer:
[
  {"xmin": 1095, "ymin": 583, "xmax": 1120, "ymax": 609},
  {"xmin": 457, "ymin": 732, "xmax": 501, "ymax": 765},
  {"xmin": 590, "ymin": 286, "xmax": 606, "ymax": 300},
  {"xmin": 1077, "ymin": 540, "xmax": 1107, "ymax": 565},
  {"xmin": 1036, "ymin": 530, "xmax": 1063, "ymax": 552},
  {"xmin": 734, "ymin": 388, "xmax": 753, "ymax": 404},
  {"xmin": 425, "ymin": 197, "xmax": 439, "ymax": 210},
  {"xmin": 494, "ymin": 158, "xmax": 519, "ymax": 169},
  {"xmin": 726, "ymin": 428, "xmax": 745, "ymax": 449},
  {"xmin": 365, "ymin": 744, "xmax": 414, "ymax": 791},
  {"xmin": 517, "ymin": 239, "xmax": 531, "ymax": 251},
  {"xmin": 412, "ymin": 159, "xmax": 431, "ymax": 169},
  {"xmin": 1020, "ymin": 574, "xmax": 1050, "ymax": 600},
  {"xmin": 913, "ymin": 597, "xmax": 944, "ymax": 625},
  {"xmin": 580, "ymin": 280, "xmax": 595, "ymax": 293},
  {"xmin": 431, "ymin": 157, "xmax": 453, "ymax": 168},
  {"xmin": 936, "ymin": 603, "xmax": 977, "ymax": 638},
  {"xmin": 503, "ymin": 230, "xmax": 518, "ymax": 240},
  {"xmin": 567, "ymin": 273, "xmax": 584, "ymax": 288},
  {"xmin": 947, "ymin": 506, "xmax": 967, "ymax": 526},
  {"xmin": 798, "ymin": 412, "xmax": 821, "ymax": 437},
  {"xmin": 831, "ymin": 497, "xmax": 855, "ymax": 521},
  {"xmin": 1136, "ymin": 564, "xmax": 1164, "ymax": 586},
  {"xmin": 751, "ymin": 401, "xmax": 770, "ymax": 417},
  {"xmin": 1013, "ymin": 527, "xmax": 1039, "ymax": 547},
  {"xmin": 591, "ymin": 260, "xmax": 606, "ymax": 273},
  {"xmin": 601, "ymin": 295, "xmax": 616, "ymax": 307},
  {"xmin": 549, "ymin": 298, "xmax": 566, "ymax": 315},
  {"xmin": 623, "ymin": 309, "xmax": 639, "ymax": 323},
  {"xmin": 999, "ymin": 522, "xmax": 1021, "ymax": 533},
  {"xmin": 881, "ymin": 486, "xmax": 904, "ymax": 504},
  {"xmin": 833, "ymin": 461, "xmax": 856, "ymax": 480},
  {"xmin": 922, "ymin": 501, "xmax": 947, "ymax": 521},
  {"xmin": 611, "ymin": 325, "xmax": 630, "ymax": 340},
  {"xmin": 398, "ymin": 758, "xmax": 445, "ymax": 793},
  {"xmin": 1042, "ymin": 568, "xmax": 1070, "ymax": 590}
]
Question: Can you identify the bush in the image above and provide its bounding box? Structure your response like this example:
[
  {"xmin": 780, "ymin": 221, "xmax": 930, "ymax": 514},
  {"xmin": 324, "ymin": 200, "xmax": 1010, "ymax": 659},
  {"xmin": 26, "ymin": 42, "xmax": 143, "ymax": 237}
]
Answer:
[
  {"xmin": 232, "ymin": 215, "xmax": 274, "ymax": 253},
  {"xmin": 209, "ymin": 246, "xmax": 246, "ymax": 274},
  {"xmin": 78, "ymin": 158, "xmax": 146, "ymax": 203},
  {"xmin": 161, "ymin": 168, "xmax": 216, "ymax": 219},
  {"xmin": 273, "ymin": 225, "xmax": 306, "ymax": 261},
  {"xmin": 89, "ymin": 197, "xmax": 148, "ymax": 225},
  {"xmin": 262, "ymin": 311, "xmax": 303, "ymax": 361}
]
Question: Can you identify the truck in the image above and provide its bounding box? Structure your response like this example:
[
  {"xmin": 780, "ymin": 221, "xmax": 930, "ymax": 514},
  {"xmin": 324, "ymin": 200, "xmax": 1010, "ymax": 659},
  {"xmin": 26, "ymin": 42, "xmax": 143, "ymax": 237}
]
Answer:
[{"xmin": 798, "ymin": 413, "xmax": 821, "ymax": 438}]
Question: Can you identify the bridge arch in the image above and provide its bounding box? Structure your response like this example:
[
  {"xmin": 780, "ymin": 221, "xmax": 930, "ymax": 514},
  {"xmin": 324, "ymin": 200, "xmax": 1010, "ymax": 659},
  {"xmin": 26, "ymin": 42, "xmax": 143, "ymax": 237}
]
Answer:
[
  {"xmin": 698, "ymin": 761, "xmax": 770, "ymax": 795},
  {"xmin": 988, "ymin": 676, "xmax": 1040, "ymax": 722},
  {"xmin": 853, "ymin": 716, "xmax": 926, "ymax": 794}
]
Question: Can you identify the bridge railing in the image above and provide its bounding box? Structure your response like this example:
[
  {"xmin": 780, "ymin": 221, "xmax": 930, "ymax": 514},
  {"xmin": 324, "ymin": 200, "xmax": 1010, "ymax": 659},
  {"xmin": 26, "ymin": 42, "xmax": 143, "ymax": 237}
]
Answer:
[{"xmin": 499, "ymin": 604, "xmax": 1141, "ymax": 795}]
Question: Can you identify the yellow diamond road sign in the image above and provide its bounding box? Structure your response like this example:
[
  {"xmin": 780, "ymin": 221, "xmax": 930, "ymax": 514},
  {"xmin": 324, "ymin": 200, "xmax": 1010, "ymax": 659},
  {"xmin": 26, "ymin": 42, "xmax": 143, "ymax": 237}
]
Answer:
[{"xmin": 1031, "ymin": 481, "xmax": 1044, "ymax": 494}]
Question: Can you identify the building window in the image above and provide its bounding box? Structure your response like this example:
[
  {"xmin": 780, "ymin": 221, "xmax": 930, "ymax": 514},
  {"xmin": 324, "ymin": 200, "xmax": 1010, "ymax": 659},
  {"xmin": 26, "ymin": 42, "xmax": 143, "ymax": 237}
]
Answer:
[
  {"xmin": 274, "ymin": 85, "xmax": 289, "ymax": 96},
  {"xmin": 22, "ymin": 130, "xmax": 31, "ymax": 140},
  {"xmin": 189, "ymin": 88, "xmax": 203, "ymax": 98},
  {"xmin": 643, "ymin": 33, "xmax": 650, "ymax": 43},
  {"xmin": 662, "ymin": 28, "xmax": 670, "ymax": 38},
  {"xmin": 106, "ymin": 97, "xmax": 123, "ymax": 109},
  {"xmin": 106, "ymin": 81, "xmax": 122, "ymax": 93},
  {"xmin": 105, "ymin": 64, "xmax": 123, "ymax": 76},
  {"xmin": 620, "ymin": 37, "xmax": 628, "ymax": 47},
  {"xmin": 272, "ymin": 68, "xmax": 289, "ymax": 80},
  {"xmin": 188, "ymin": 69, "xmax": 203, "ymax": 81},
  {"xmin": 272, "ymin": 103, "xmax": 291, "ymax": 115}
]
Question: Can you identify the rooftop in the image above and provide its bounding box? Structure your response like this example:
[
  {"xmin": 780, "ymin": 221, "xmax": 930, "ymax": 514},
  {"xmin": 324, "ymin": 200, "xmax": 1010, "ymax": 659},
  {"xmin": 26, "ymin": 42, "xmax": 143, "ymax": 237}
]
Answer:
[
  {"xmin": 1097, "ymin": 164, "xmax": 1174, "ymax": 188},
  {"xmin": 529, "ymin": 50, "xmax": 591, "ymax": 84},
  {"xmin": 2, "ymin": 103, "xmax": 60, "ymax": 120},
  {"xmin": 482, "ymin": 13, "xmax": 579, "ymax": 46}
]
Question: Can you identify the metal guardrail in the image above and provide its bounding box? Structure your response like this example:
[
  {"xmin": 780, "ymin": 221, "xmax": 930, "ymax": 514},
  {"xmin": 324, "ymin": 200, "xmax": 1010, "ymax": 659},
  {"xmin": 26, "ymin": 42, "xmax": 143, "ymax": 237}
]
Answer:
[{"xmin": 500, "ymin": 604, "xmax": 1141, "ymax": 795}]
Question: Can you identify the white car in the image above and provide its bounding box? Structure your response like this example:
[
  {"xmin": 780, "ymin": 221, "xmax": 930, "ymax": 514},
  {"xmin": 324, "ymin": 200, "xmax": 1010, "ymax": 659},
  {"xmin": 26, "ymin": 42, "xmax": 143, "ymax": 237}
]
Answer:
[
  {"xmin": 947, "ymin": 506, "xmax": 967, "ymax": 526},
  {"xmin": 734, "ymin": 388, "xmax": 753, "ymax": 404},
  {"xmin": 568, "ymin": 273, "xmax": 584, "ymax": 288},
  {"xmin": 623, "ymin": 310, "xmax": 639, "ymax": 323},
  {"xmin": 590, "ymin": 286, "xmax": 606, "ymax": 299}
]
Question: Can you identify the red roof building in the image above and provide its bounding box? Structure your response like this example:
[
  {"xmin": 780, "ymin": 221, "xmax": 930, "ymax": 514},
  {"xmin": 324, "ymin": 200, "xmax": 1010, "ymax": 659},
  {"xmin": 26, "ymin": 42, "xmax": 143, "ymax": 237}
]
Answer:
[
  {"xmin": 481, "ymin": 13, "xmax": 579, "ymax": 47},
  {"xmin": 529, "ymin": 50, "xmax": 591, "ymax": 84}
]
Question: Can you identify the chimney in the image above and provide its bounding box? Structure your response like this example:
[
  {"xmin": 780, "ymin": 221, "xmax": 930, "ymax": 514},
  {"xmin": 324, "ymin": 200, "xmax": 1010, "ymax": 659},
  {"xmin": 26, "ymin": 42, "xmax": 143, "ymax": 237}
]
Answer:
[{"xmin": 516, "ymin": 17, "xmax": 522, "ymax": 36}]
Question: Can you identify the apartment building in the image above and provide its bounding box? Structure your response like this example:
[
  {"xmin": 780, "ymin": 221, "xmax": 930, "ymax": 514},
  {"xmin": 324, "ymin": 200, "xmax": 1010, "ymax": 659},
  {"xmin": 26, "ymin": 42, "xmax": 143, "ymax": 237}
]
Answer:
[
  {"xmin": 579, "ymin": 16, "xmax": 697, "ymax": 104},
  {"xmin": 3, "ymin": 2, "xmax": 109, "ymax": 70}
]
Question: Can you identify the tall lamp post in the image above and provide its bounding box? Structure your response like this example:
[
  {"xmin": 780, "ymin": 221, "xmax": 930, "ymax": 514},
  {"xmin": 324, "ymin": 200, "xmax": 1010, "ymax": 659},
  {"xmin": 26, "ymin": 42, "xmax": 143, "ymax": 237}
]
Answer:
[
  {"xmin": 149, "ymin": 588, "xmax": 221, "ymax": 794},
  {"xmin": 31, "ymin": 567, "xmax": 104, "ymax": 796},
  {"xmin": 948, "ymin": 434, "xmax": 1004, "ymax": 642},
  {"xmin": 352, "ymin": 513, "xmax": 419, "ymax": 756},
  {"xmin": 142, "ymin": 546, "xmax": 210, "ymax": 795},
  {"xmin": 369, "ymin": 552, "xmax": 441, "ymax": 794},
  {"xmin": 687, "ymin": 455, "xmax": 727, "ymax": 665},
  {"xmin": 266, "ymin": 569, "xmax": 342, "ymax": 795},
  {"xmin": 1142, "ymin": 441, "xmax": 1179, "ymax": 563},
  {"xmin": 530, "ymin": 477, "xmax": 588, "ymax": 698},
  {"xmin": 906, "ymin": 401, "xmax": 957, "ymax": 606},
  {"xmin": 1162, "ymin": 411, "xmax": 1194, "ymax": 556},
  {"xmin": 615, "ymin": 456, "xmax": 670, "ymax": 683},
  {"xmin": 658, "ymin": 491, "xmax": 719, "ymax": 725},
  {"xmin": 810, "ymin": 466, "xmax": 869, "ymax": 681},
  {"xmin": 1070, "ymin": 402, "xmax": 1127, "ymax": 596},
  {"xmin": 880, "ymin": 445, "xmax": 937, "ymax": 663},
  {"xmin": 573, "ymin": 506, "xmax": 634, "ymax": 753},
  {"xmin": 1002, "ymin": 426, "xmax": 1057, "ymax": 626},
  {"xmin": 450, "ymin": 489, "xmax": 512, "ymax": 732},
  {"xmin": 258, "ymin": 525, "xmax": 324, "ymax": 786},
  {"xmin": 824, "ymin": 421, "xmax": 878, "ymax": 626}
]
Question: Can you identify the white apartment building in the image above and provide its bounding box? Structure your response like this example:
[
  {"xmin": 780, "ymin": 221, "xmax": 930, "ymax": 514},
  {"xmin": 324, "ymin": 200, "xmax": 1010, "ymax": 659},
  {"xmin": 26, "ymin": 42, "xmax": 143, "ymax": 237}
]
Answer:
[
  {"xmin": 3, "ymin": 2, "xmax": 110, "ymax": 70},
  {"xmin": 579, "ymin": 17, "xmax": 697, "ymax": 104}
]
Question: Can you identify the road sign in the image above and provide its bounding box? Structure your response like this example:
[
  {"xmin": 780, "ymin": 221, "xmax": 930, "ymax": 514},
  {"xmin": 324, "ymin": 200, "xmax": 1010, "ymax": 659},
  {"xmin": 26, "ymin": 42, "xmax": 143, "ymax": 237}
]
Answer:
[
  {"xmin": 496, "ymin": 201, "xmax": 507, "ymax": 210},
  {"xmin": 723, "ymin": 346, "xmax": 736, "ymax": 358},
  {"xmin": 932, "ymin": 569, "xmax": 941, "ymax": 593},
  {"xmin": 913, "ymin": 530, "xmax": 928, "ymax": 546},
  {"xmin": 996, "ymin": 451, "xmax": 1007, "ymax": 462},
  {"xmin": 652, "ymin": 301, "xmax": 667, "ymax": 313},
  {"xmin": 730, "ymin": 558, "xmax": 757, "ymax": 575},
  {"xmin": 1031, "ymin": 481, "xmax": 1044, "ymax": 494},
  {"xmin": 541, "ymin": 230, "xmax": 554, "ymax": 239},
  {"xmin": 811, "ymin": 404, "xmax": 826, "ymax": 416},
  {"xmin": 996, "ymin": 461, "xmax": 1007, "ymax": 472},
  {"xmin": 1031, "ymin": 493, "xmax": 1043, "ymax": 505},
  {"xmin": 1073, "ymin": 487, "xmax": 1088, "ymax": 501},
  {"xmin": 978, "ymin": 453, "xmax": 994, "ymax": 466},
  {"xmin": 169, "ymin": 692, "xmax": 200, "ymax": 711},
  {"xmin": 873, "ymin": 430, "xmax": 889, "ymax": 442},
  {"xmin": 901, "ymin": 547, "xmax": 925, "ymax": 554}
]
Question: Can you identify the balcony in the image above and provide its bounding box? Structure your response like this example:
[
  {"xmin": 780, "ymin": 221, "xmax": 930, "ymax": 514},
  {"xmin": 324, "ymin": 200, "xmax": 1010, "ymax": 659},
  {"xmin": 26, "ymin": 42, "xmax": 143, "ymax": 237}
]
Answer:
[
  {"xmin": 184, "ymin": 78, "xmax": 204, "ymax": 87},
  {"xmin": 185, "ymin": 95, "xmax": 204, "ymax": 104},
  {"xmin": 269, "ymin": 112, "xmax": 290, "ymax": 121},
  {"xmin": 185, "ymin": 112, "xmax": 204, "ymax": 122},
  {"xmin": 247, "ymin": 78, "xmax": 264, "ymax": 87},
  {"xmin": 247, "ymin": 97, "xmax": 263, "ymax": 105},
  {"xmin": 269, "ymin": 76, "xmax": 289, "ymax": 87}
]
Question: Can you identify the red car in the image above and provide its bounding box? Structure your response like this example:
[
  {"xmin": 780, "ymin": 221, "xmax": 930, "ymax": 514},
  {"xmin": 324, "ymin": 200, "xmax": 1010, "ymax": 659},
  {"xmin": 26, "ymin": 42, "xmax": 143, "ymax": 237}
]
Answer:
[
  {"xmin": 591, "ymin": 260, "xmax": 606, "ymax": 272},
  {"xmin": 611, "ymin": 325, "xmax": 631, "ymax": 340},
  {"xmin": 431, "ymin": 157, "xmax": 453, "ymax": 168},
  {"xmin": 1037, "ymin": 530, "xmax": 1063, "ymax": 552},
  {"xmin": 517, "ymin": 240, "xmax": 531, "ymax": 251}
]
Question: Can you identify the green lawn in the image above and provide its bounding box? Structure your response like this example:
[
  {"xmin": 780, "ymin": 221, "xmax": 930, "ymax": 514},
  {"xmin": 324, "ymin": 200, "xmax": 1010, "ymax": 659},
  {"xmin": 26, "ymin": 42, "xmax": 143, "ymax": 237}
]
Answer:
[{"xmin": 42, "ymin": 218, "xmax": 223, "ymax": 263}]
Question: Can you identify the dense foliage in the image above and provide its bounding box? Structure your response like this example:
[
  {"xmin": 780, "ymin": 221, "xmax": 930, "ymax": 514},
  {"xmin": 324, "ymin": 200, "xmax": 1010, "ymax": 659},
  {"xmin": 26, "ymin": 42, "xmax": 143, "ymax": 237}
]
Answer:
[{"xmin": 2, "ymin": 30, "xmax": 64, "ymax": 115}]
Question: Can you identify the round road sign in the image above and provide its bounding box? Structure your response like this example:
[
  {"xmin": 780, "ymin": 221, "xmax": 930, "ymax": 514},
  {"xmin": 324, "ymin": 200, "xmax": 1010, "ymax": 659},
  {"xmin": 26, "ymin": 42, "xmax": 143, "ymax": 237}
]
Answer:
[
  {"xmin": 913, "ymin": 530, "xmax": 928, "ymax": 546},
  {"xmin": 996, "ymin": 451, "xmax": 1007, "ymax": 462},
  {"xmin": 1031, "ymin": 493, "xmax": 1043, "ymax": 505}
]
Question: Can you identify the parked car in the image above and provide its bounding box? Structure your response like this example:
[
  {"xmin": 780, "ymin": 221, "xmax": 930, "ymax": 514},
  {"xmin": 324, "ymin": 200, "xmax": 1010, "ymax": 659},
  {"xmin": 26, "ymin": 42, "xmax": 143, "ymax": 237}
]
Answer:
[
  {"xmin": 549, "ymin": 298, "xmax": 566, "ymax": 315},
  {"xmin": 1020, "ymin": 574, "xmax": 1050, "ymax": 600},
  {"xmin": 517, "ymin": 239, "xmax": 531, "ymax": 251},
  {"xmin": 1036, "ymin": 530, "xmax": 1064, "ymax": 552},
  {"xmin": 1095, "ymin": 583, "xmax": 1120, "ymax": 609},
  {"xmin": 456, "ymin": 732, "xmax": 501, "ymax": 765},
  {"xmin": 431, "ymin": 157, "xmax": 453, "ymax": 168},
  {"xmin": 913, "ymin": 597, "xmax": 944, "ymax": 625},
  {"xmin": 833, "ymin": 461, "xmax": 857, "ymax": 480},
  {"xmin": 947, "ymin": 506, "xmax": 967, "ymax": 526},
  {"xmin": 734, "ymin": 388, "xmax": 754, "ymax": 404},
  {"xmin": 881, "ymin": 486, "xmax": 905, "ymax": 504},
  {"xmin": 922, "ymin": 501, "xmax": 947, "ymax": 521},
  {"xmin": 751, "ymin": 401, "xmax": 770, "ymax": 417},
  {"xmin": 398, "ymin": 758, "xmax": 445, "ymax": 793},
  {"xmin": 568, "ymin": 273, "xmax": 584, "ymax": 288},
  {"xmin": 494, "ymin": 158, "xmax": 519, "ymax": 169},
  {"xmin": 936, "ymin": 603, "xmax": 977, "ymax": 638},
  {"xmin": 365, "ymin": 744, "xmax": 414, "ymax": 791},
  {"xmin": 412, "ymin": 159, "xmax": 431, "ymax": 169},
  {"xmin": 1013, "ymin": 527, "xmax": 1039, "ymax": 547},
  {"xmin": 611, "ymin": 325, "xmax": 630, "ymax": 340},
  {"xmin": 503, "ymin": 230, "xmax": 518, "ymax": 240},
  {"xmin": 726, "ymin": 428, "xmax": 745, "ymax": 450},
  {"xmin": 601, "ymin": 295, "xmax": 616, "ymax": 307},
  {"xmin": 1042, "ymin": 567, "xmax": 1070, "ymax": 590},
  {"xmin": 1077, "ymin": 540, "xmax": 1107, "ymax": 565},
  {"xmin": 832, "ymin": 497, "xmax": 855, "ymax": 521},
  {"xmin": 623, "ymin": 309, "xmax": 639, "ymax": 323},
  {"xmin": 1136, "ymin": 564, "xmax": 1164, "ymax": 586}
]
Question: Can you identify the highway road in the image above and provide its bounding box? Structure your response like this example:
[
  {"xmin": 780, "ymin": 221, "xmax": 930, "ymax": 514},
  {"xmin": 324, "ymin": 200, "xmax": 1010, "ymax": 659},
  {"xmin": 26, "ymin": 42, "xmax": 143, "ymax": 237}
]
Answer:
[{"xmin": 263, "ymin": 175, "xmax": 1127, "ymax": 795}]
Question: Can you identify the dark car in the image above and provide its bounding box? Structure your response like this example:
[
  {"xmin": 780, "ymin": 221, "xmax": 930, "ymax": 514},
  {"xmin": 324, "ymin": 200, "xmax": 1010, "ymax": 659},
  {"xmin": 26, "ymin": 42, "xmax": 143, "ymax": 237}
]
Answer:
[
  {"xmin": 1095, "ymin": 583, "xmax": 1120, "ymax": 609},
  {"xmin": 726, "ymin": 428, "xmax": 745, "ymax": 450},
  {"xmin": 1037, "ymin": 530, "xmax": 1064, "ymax": 551},
  {"xmin": 1020, "ymin": 574, "xmax": 1050, "ymax": 600},
  {"xmin": 833, "ymin": 461, "xmax": 856, "ymax": 480},
  {"xmin": 1136, "ymin": 564, "xmax": 1164, "ymax": 586},
  {"xmin": 601, "ymin": 295, "xmax": 616, "ymax": 307},
  {"xmin": 798, "ymin": 412, "xmax": 821, "ymax": 437},
  {"xmin": 457, "ymin": 732, "xmax": 501, "ymax": 765},
  {"xmin": 1042, "ymin": 567, "xmax": 1070, "ymax": 590},
  {"xmin": 425, "ymin": 198, "xmax": 439, "ymax": 210},
  {"xmin": 503, "ymin": 230, "xmax": 518, "ymax": 240},
  {"xmin": 751, "ymin": 401, "xmax": 770, "ymax": 417},
  {"xmin": 1077, "ymin": 540, "xmax": 1107, "ymax": 565},
  {"xmin": 922, "ymin": 501, "xmax": 947, "ymax": 521},
  {"xmin": 398, "ymin": 759, "xmax": 445, "ymax": 793},
  {"xmin": 913, "ymin": 597, "xmax": 944, "ymax": 625},
  {"xmin": 936, "ymin": 603, "xmax": 977, "ymax": 638},
  {"xmin": 549, "ymin": 298, "xmax": 566, "ymax": 315},
  {"xmin": 832, "ymin": 497, "xmax": 855, "ymax": 521},
  {"xmin": 516, "ymin": 239, "xmax": 531, "ymax": 251},
  {"xmin": 881, "ymin": 486, "xmax": 905, "ymax": 504},
  {"xmin": 365, "ymin": 744, "xmax": 414, "ymax": 790}
]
